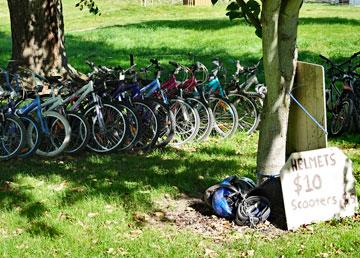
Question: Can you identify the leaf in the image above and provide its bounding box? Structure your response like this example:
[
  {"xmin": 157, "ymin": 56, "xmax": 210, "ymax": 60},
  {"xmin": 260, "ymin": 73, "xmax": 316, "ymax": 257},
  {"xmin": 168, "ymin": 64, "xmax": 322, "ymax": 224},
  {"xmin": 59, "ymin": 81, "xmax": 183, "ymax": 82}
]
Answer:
[
  {"xmin": 106, "ymin": 247, "xmax": 115, "ymax": 255},
  {"xmin": 211, "ymin": 0, "xmax": 219, "ymax": 5},
  {"xmin": 204, "ymin": 248, "xmax": 217, "ymax": 257},
  {"xmin": 247, "ymin": 250, "xmax": 255, "ymax": 257},
  {"xmin": 87, "ymin": 212, "xmax": 99, "ymax": 218},
  {"xmin": 226, "ymin": 1, "xmax": 239, "ymax": 11},
  {"xmin": 246, "ymin": 0, "xmax": 261, "ymax": 18},
  {"xmin": 226, "ymin": 11, "xmax": 244, "ymax": 21}
]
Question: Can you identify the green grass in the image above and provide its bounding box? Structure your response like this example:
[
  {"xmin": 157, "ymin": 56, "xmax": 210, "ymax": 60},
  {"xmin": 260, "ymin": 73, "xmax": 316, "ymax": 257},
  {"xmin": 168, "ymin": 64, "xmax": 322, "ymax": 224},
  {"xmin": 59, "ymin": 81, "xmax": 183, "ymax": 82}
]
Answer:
[{"xmin": 0, "ymin": 1, "xmax": 360, "ymax": 257}]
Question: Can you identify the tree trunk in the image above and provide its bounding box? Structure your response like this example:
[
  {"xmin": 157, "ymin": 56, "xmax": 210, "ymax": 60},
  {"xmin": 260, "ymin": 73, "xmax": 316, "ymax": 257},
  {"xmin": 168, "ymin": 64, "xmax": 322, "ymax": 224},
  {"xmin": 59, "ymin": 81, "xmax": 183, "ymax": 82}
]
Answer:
[
  {"xmin": 7, "ymin": 0, "xmax": 84, "ymax": 80},
  {"xmin": 256, "ymin": 0, "xmax": 303, "ymax": 182}
]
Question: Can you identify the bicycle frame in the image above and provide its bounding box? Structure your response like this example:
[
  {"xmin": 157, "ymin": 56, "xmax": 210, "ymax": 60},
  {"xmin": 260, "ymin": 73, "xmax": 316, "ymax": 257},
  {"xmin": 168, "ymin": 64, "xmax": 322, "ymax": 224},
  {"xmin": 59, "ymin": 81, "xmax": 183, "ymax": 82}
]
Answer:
[
  {"xmin": 16, "ymin": 96, "xmax": 50, "ymax": 134},
  {"xmin": 138, "ymin": 79, "xmax": 169, "ymax": 104},
  {"xmin": 66, "ymin": 80, "xmax": 108, "ymax": 129},
  {"xmin": 205, "ymin": 77, "xmax": 226, "ymax": 98},
  {"xmin": 62, "ymin": 81, "xmax": 97, "ymax": 112},
  {"xmin": 161, "ymin": 75, "xmax": 180, "ymax": 99},
  {"xmin": 112, "ymin": 81, "xmax": 140, "ymax": 103}
]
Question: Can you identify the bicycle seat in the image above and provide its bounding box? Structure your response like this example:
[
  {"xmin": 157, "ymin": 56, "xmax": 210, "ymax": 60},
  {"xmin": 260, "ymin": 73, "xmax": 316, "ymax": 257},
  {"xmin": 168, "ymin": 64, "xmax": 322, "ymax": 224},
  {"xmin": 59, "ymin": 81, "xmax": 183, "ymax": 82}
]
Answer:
[{"xmin": 45, "ymin": 75, "xmax": 62, "ymax": 84}]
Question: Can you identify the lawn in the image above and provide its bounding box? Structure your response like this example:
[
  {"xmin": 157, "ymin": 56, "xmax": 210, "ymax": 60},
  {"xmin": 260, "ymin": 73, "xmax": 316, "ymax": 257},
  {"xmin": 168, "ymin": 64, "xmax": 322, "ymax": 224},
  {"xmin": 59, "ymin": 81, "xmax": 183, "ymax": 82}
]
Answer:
[{"xmin": 0, "ymin": 1, "xmax": 360, "ymax": 257}]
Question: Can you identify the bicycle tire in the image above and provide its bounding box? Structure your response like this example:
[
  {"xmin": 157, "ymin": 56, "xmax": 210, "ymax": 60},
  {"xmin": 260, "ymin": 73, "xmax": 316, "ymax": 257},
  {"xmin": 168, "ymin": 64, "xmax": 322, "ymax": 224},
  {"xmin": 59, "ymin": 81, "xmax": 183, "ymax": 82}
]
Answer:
[
  {"xmin": 330, "ymin": 98, "xmax": 353, "ymax": 136},
  {"xmin": 149, "ymin": 99, "xmax": 175, "ymax": 149},
  {"xmin": 228, "ymin": 93, "xmax": 259, "ymax": 134},
  {"xmin": 64, "ymin": 111, "xmax": 90, "ymax": 154},
  {"xmin": 0, "ymin": 114, "xmax": 26, "ymax": 160},
  {"xmin": 34, "ymin": 111, "xmax": 71, "ymax": 157},
  {"xmin": 116, "ymin": 102, "xmax": 142, "ymax": 152},
  {"xmin": 209, "ymin": 97, "xmax": 239, "ymax": 138},
  {"xmin": 132, "ymin": 100, "xmax": 160, "ymax": 152},
  {"xmin": 85, "ymin": 102, "xmax": 127, "ymax": 153},
  {"xmin": 18, "ymin": 115, "xmax": 41, "ymax": 158},
  {"xmin": 170, "ymin": 98, "xmax": 200, "ymax": 147},
  {"xmin": 186, "ymin": 97, "xmax": 213, "ymax": 142}
]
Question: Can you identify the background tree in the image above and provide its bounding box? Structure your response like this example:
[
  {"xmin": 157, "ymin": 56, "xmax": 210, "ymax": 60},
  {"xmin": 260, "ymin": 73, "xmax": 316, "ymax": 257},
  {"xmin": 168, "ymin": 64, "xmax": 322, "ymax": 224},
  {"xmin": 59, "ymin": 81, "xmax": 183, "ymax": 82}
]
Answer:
[
  {"xmin": 6, "ymin": 0, "xmax": 99, "ymax": 78},
  {"xmin": 213, "ymin": 0, "xmax": 303, "ymax": 181}
]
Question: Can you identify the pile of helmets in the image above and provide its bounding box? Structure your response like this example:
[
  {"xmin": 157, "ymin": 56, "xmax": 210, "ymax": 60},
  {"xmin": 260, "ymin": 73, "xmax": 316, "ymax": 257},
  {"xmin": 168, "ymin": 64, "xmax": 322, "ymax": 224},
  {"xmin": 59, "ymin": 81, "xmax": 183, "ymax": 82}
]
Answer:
[{"xmin": 204, "ymin": 176, "xmax": 271, "ymax": 227}]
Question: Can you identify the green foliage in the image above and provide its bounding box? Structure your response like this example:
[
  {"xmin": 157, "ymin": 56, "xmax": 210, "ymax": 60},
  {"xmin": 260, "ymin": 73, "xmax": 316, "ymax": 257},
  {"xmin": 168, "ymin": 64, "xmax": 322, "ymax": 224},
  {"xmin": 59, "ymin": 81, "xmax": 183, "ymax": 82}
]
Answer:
[
  {"xmin": 75, "ymin": 0, "xmax": 101, "ymax": 15},
  {"xmin": 213, "ymin": 0, "xmax": 262, "ymax": 38}
]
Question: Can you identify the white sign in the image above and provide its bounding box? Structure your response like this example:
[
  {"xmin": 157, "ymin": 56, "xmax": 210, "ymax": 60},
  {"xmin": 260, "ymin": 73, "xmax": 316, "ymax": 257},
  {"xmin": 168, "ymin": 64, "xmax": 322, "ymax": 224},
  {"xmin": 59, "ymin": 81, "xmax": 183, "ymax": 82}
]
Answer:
[{"xmin": 280, "ymin": 147, "xmax": 358, "ymax": 230}]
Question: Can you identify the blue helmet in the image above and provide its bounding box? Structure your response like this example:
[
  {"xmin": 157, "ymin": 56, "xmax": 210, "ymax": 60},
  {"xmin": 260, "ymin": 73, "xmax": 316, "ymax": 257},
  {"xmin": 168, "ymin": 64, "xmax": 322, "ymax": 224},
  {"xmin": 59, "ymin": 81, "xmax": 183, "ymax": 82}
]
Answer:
[
  {"xmin": 211, "ymin": 186, "xmax": 238, "ymax": 218},
  {"xmin": 204, "ymin": 176, "xmax": 256, "ymax": 208}
]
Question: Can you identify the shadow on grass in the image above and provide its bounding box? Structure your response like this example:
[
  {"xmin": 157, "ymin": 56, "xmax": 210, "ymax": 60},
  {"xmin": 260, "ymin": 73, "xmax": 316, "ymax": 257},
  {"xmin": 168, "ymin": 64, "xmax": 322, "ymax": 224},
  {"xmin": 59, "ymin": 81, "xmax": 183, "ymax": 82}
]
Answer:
[
  {"xmin": 299, "ymin": 17, "xmax": 360, "ymax": 26},
  {"xmin": 64, "ymin": 36, "xmax": 261, "ymax": 77},
  {"xmin": 102, "ymin": 18, "xmax": 245, "ymax": 31},
  {"xmin": 0, "ymin": 31, "xmax": 11, "ymax": 67},
  {"xmin": 0, "ymin": 146, "xmax": 255, "ymax": 213},
  {"xmin": 298, "ymin": 50, "xmax": 357, "ymax": 65},
  {"xmin": 330, "ymin": 134, "xmax": 360, "ymax": 146},
  {"xmin": 93, "ymin": 17, "xmax": 360, "ymax": 33},
  {"xmin": 0, "ymin": 132, "xmax": 257, "ymax": 217},
  {"xmin": 0, "ymin": 182, "xmax": 60, "ymax": 237}
]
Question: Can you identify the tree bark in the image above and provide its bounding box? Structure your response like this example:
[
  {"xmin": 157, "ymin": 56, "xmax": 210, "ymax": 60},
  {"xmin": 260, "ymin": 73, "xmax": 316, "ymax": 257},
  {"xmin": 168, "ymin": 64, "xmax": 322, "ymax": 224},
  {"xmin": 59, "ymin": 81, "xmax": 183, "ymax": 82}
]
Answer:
[
  {"xmin": 256, "ymin": 0, "xmax": 303, "ymax": 182},
  {"xmin": 7, "ymin": 0, "xmax": 84, "ymax": 80}
]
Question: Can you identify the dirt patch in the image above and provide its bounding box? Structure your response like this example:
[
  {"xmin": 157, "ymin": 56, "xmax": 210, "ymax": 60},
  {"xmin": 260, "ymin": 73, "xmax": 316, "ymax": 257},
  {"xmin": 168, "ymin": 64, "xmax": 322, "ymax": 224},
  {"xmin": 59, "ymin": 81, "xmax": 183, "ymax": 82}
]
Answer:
[{"xmin": 143, "ymin": 194, "xmax": 286, "ymax": 241}]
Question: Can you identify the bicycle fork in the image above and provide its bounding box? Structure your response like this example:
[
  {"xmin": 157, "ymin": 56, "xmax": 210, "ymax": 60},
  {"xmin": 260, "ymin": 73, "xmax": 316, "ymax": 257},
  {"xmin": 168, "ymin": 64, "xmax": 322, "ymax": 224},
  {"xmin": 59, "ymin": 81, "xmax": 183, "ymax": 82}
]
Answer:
[{"xmin": 92, "ymin": 93, "xmax": 106, "ymax": 133}]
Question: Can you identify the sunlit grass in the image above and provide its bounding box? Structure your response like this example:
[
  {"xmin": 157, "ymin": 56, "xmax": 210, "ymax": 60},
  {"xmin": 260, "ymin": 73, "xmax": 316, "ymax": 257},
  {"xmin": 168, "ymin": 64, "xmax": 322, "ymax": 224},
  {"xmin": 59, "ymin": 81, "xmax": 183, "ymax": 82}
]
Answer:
[{"xmin": 0, "ymin": 1, "xmax": 359, "ymax": 257}]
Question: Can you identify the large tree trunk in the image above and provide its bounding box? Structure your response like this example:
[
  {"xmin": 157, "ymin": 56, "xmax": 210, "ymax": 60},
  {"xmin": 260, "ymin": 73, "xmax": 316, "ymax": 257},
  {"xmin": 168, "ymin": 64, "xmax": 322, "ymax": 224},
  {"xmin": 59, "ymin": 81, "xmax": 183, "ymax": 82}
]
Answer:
[
  {"xmin": 7, "ymin": 0, "xmax": 83, "ymax": 80},
  {"xmin": 256, "ymin": 0, "xmax": 303, "ymax": 182}
]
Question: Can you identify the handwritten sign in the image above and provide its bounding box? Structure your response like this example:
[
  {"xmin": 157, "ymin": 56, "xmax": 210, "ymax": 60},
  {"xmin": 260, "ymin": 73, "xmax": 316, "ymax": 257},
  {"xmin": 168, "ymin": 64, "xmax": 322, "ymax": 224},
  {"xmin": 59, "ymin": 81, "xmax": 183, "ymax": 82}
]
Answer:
[{"xmin": 280, "ymin": 147, "xmax": 358, "ymax": 230}]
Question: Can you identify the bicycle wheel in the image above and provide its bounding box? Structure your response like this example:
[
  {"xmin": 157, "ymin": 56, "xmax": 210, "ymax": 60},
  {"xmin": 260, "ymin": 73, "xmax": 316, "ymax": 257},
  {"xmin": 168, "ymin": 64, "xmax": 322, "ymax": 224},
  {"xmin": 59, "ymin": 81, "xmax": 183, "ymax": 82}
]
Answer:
[
  {"xmin": 132, "ymin": 100, "xmax": 159, "ymax": 151},
  {"xmin": 18, "ymin": 115, "xmax": 41, "ymax": 158},
  {"xmin": 117, "ymin": 103, "xmax": 141, "ymax": 152},
  {"xmin": 330, "ymin": 98, "xmax": 353, "ymax": 136},
  {"xmin": 0, "ymin": 114, "xmax": 25, "ymax": 160},
  {"xmin": 209, "ymin": 97, "xmax": 239, "ymax": 138},
  {"xmin": 34, "ymin": 111, "xmax": 71, "ymax": 157},
  {"xmin": 64, "ymin": 111, "xmax": 90, "ymax": 154},
  {"xmin": 170, "ymin": 98, "xmax": 200, "ymax": 147},
  {"xmin": 85, "ymin": 102, "xmax": 127, "ymax": 153},
  {"xmin": 186, "ymin": 97, "xmax": 213, "ymax": 142},
  {"xmin": 149, "ymin": 99, "xmax": 175, "ymax": 149},
  {"xmin": 228, "ymin": 94, "xmax": 259, "ymax": 134}
]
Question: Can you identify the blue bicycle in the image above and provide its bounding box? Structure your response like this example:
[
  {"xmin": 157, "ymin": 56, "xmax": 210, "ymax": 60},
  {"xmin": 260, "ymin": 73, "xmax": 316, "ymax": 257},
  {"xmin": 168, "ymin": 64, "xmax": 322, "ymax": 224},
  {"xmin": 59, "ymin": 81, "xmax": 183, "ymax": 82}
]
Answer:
[
  {"xmin": 14, "ymin": 68, "xmax": 71, "ymax": 157},
  {"xmin": 0, "ymin": 87, "xmax": 26, "ymax": 160}
]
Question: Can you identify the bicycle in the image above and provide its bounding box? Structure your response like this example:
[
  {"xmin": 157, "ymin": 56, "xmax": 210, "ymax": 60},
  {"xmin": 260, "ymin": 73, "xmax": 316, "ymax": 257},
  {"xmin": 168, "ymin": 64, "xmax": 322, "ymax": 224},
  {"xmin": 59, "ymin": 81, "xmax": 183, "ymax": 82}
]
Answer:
[
  {"xmin": 0, "ymin": 88, "xmax": 26, "ymax": 160},
  {"xmin": 320, "ymin": 52, "xmax": 360, "ymax": 136},
  {"xmin": 200, "ymin": 59, "xmax": 239, "ymax": 138},
  {"xmin": 227, "ymin": 59, "xmax": 266, "ymax": 134},
  {"xmin": 161, "ymin": 61, "xmax": 201, "ymax": 146},
  {"xmin": 86, "ymin": 61, "xmax": 159, "ymax": 152},
  {"xmin": 15, "ymin": 83, "xmax": 71, "ymax": 158}
]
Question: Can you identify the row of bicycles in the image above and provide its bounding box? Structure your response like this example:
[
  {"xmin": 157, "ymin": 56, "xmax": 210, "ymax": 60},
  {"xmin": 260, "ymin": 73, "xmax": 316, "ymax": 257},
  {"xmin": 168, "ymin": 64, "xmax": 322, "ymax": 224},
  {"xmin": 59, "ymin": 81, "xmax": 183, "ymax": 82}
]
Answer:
[
  {"xmin": 0, "ymin": 57, "xmax": 266, "ymax": 160},
  {"xmin": 320, "ymin": 51, "xmax": 360, "ymax": 136}
]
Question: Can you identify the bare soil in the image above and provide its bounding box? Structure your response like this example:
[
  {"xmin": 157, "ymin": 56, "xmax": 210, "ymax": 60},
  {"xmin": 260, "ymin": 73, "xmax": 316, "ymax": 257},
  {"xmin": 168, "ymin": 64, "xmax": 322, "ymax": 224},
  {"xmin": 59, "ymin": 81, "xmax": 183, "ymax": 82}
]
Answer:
[{"xmin": 135, "ymin": 194, "xmax": 286, "ymax": 241}]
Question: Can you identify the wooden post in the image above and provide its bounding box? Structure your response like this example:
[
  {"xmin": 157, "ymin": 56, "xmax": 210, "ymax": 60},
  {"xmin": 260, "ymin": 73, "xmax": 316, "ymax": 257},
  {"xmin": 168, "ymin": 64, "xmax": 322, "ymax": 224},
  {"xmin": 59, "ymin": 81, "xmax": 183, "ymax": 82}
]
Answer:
[{"xmin": 286, "ymin": 61, "xmax": 327, "ymax": 156}]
